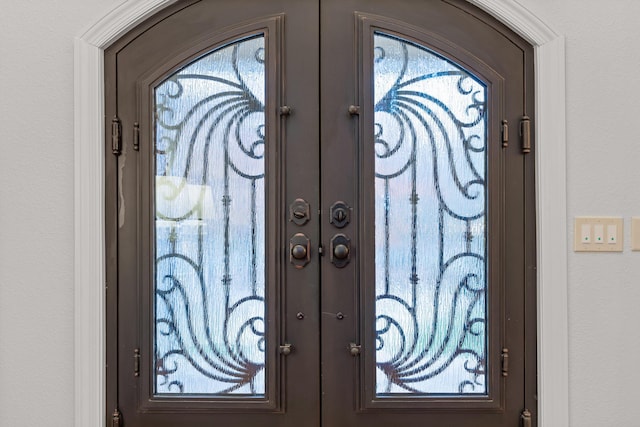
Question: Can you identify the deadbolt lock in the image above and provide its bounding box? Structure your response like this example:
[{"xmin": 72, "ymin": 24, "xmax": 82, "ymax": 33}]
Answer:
[
  {"xmin": 330, "ymin": 201, "xmax": 350, "ymax": 228},
  {"xmin": 290, "ymin": 198, "xmax": 310, "ymax": 226}
]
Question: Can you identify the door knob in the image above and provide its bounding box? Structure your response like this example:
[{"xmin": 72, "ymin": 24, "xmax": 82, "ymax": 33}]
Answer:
[
  {"xmin": 290, "ymin": 233, "xmax": 310, "ymax": 268},
  {"xmin": 330, "ymin": 234, "xmax": 351, "ymax": 268},
  {"xmin": 333, "ymin": 243, "xmax": 349, "ymax": 259},
  {"xmin": 291, "ymin": 244, "xmax": 307, "ymax": 259}
]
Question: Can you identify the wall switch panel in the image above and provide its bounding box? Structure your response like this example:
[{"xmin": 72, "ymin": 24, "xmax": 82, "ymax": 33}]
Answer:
[
  {"xmin": 632, "ymin": 217, "xmax": 640, "ymax": 251},
  {"xmin": 574, "ymin": 217, "xmax": 623, "ymax": 252}
]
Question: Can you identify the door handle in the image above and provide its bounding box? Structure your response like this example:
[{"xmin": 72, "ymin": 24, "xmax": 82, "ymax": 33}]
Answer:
[
  {"xmin": 290, "ymin": 233, "xmax": 311, "ymax": 268},
  {"xmin": 330, "ymin": 234, "xmax": 351, "ymax": 268}
]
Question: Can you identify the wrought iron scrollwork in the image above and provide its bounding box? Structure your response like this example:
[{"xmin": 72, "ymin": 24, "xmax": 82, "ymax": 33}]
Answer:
[
  {"xmin": 154, "ymin": 36, "xmax": 267, "ymax": 396},
  {"xmin": 373, "ymin": 33, "xmax": 487, "ymax": 395}
]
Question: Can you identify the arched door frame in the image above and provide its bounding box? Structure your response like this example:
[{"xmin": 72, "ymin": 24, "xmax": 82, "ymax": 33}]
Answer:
[{"xmin": 73, "ymin": 1, "xmax": 568, "ymax": 425}]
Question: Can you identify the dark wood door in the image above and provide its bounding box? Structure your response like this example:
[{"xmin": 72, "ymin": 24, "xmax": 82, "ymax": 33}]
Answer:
[
  {"xmin": 107, "ymin": 2, "xmax": 321, "ymax": 426},
  {"xmin": 319, "ymin": 1, "xmax": 535, "ymax": 426},
  {"xmin": 105, "ymin": 1, "xmax": 535, "ymax": 426}
]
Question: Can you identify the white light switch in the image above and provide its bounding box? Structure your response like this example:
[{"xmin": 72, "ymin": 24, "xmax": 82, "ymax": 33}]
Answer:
[
  {"xmin": 607, "ymin": 225, "xmax": 618, "ymax": 244},
  {"xmin": 593, "ymin": 224, "xmax": 604, "ymax": 244},
  {"xmin": 574, "ymin": 217, "xmax": 623, "ymax": 252},
  {"xmin": 581, "ymin": 224, "xmax": 591, "ymax": 243}
]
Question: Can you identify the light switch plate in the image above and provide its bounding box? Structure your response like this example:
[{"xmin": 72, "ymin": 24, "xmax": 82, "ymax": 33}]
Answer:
[
  {"xmin": 574, "ymin": 217, "xmax": 623, "ymax": 252},
  {"xmin": 632, "ymin": 217, "xmax": 640, "ymax": 251}
]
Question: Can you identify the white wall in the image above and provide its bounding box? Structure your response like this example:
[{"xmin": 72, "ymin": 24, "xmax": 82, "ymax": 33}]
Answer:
[
  {"xmin": 518, "ymin": 1, "xmax": 640, "ymax": 425},
  {"xmin": 1, "ymin": 1, "xmax": 638, "ymax": 426},
  {"xmin": 0, "ymin": 0, "xmax": 120, "ymax": 425}
]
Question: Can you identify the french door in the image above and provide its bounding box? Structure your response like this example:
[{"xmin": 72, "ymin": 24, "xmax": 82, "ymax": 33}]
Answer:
[{"xmin": 105, "ymin": 1, "xmax": 536, "ymax": 426}]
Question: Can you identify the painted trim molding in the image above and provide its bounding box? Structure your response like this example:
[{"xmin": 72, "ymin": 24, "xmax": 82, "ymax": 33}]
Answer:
[{"xmin": 74, "ymin": 1, "xmax": 568, "ymax": 426}]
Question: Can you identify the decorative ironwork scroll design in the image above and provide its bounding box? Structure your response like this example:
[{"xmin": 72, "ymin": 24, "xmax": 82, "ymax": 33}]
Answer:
[
  {"xmin": 373, "ymin": 33, "xmax": 487, "ymax": 395},
  {"xmin": 154, "ymin": 36, "xmax": 266, "ymax": 395}
]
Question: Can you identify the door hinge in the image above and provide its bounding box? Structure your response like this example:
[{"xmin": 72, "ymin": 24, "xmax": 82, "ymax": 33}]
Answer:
[
  {"xmin": 134, "ymin": 348, "xmax": 140, "ymax": 377},
  {"xmin": 501, "ymin": 348, "xmax": 509, "ymax": 377},
  {"xmin": 279, "ymin": 343, "xmax": 292, "ymax": 355},
  {"xmin": 111, "ymin": 408, "xmax": 121, "ymax": 427},
  {"xmin": 520, "ymin": 115, "xmax": 531, "ymax": 154},
  {"xmin": 111, "ymin": 116, "xmax": 122, "ymax": 156},
  {"xmin": 501, "ymin": 119, "xmax": 509, "ymax": 148},
  {"xmin": 133, "ymin": 122, "xmax": 140, "ymax": 151},
  {"xmin": 349, "ymin": 342, "xmax": 361, "ymax": 356},
  {"xmin": 279, "ymin": 105, "xmax": 291, "ymax": 116},
  {"xmin": 521, "ymin": 409, "xmax": 532, "ymax": 427}
]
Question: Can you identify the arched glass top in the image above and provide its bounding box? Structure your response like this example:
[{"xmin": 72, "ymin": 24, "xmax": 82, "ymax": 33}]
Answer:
[
  {"xmin": 373, "ymin": 32, "xmax": 488, "ymax": 396},
  {"xmin": 154, "ymin": 35, "xmax": 267, "ymax": 396}
]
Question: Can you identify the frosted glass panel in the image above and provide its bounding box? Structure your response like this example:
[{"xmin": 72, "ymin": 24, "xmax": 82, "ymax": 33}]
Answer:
[
  {"xmin": 154, "ymin": 36, "xmax": 266, "ymax": 396},
  {"xmin": 373, "ymin": 33, "xmax": 487, "ymax": 395}
]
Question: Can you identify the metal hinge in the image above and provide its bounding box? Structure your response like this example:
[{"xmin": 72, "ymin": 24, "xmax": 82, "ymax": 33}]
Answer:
[
  {"xmin": 501, "ymin": 348, "xmax": 509, "ymax": 377},
  {"xmin": 111, "ymin": 408, "xmax": 121, "ymax": 427},
  {"xmin": 133, "ymin": 122, "xmax": 140, "ymax": 151},
  {"xmin": 501, "ymin": 119, "xmax": 509, "ymax": 148},
  {"xmin": 111, "ymin": 116, "xmax": 122, "ymax": 156},
  {"xmin": 520, "ymin": 116, "xmax": 531, "ymax": 154},
  {"xmin": 521, "ymin": 409, "xmax": 532, "ymax": 427},
  {"xmin": 279, "ymin": 343, "xmax": 292, "ymax": 356},
  {"xmin": 349, "ymin": 342, "xmax": 361, "ymax": 356},
  {"xmin": 134, "ymin": 348, "xmax": 140, "ymax": 377},
  {"xmin": 279, "ymin": 105, "xmax": 291, "ymax": 116}
]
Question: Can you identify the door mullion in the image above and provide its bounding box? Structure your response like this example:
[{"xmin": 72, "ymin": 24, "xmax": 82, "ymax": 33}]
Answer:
[{"xmin": 320, "ymin": 0, "xmax": 361, "ymax": 426}]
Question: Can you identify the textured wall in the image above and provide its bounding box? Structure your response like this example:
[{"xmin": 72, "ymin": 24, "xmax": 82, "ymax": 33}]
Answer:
[
  {"xmin": 517, "ymin": 0, "xmax": 640, "ymax": 425},
  {"xmin": 1, "ymin": 1, "xmax": 639, "ymax": 426},
  {"xmin": 0, "ymin": 1, "xmax": 119, "ymax": 426}
]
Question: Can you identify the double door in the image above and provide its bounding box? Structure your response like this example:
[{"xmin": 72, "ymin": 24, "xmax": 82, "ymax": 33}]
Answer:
[{"xmin": 105, "ymin": 0, "xmax": 536, "ymax": 426}]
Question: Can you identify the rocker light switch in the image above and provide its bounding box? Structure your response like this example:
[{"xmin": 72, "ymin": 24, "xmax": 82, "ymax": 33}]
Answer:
[
  {"xmin": 580, "ymin": 224, "xmax": 591, "ymax": 243},
  {"xmin": 574, "ymin": 217, "xmax": 623, "ymax": 252},
  {"xmin": 632, "ymin": 218, "xmax": 640, "ymax": 251},
  {"xmin": 607, "ymin": 225, "xmax": 618, "ymax": 244},
  {"xmin": 593, "ymin": 225, "xmax": 604, "ymax": 244}
]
